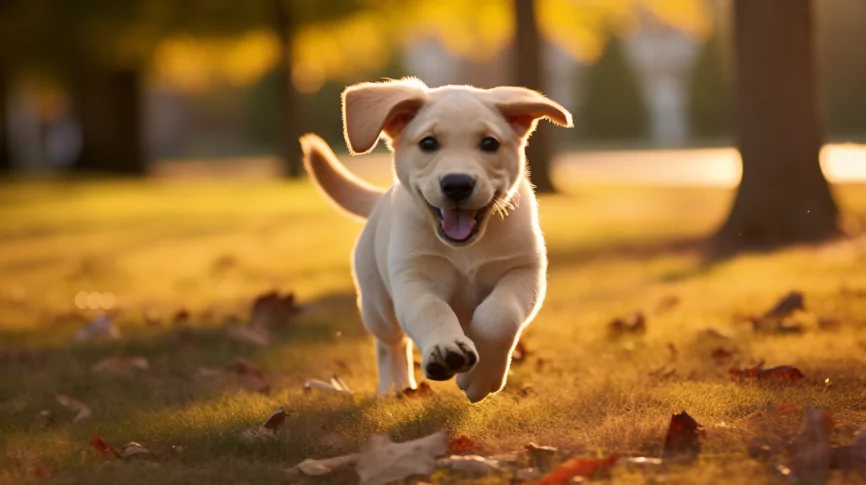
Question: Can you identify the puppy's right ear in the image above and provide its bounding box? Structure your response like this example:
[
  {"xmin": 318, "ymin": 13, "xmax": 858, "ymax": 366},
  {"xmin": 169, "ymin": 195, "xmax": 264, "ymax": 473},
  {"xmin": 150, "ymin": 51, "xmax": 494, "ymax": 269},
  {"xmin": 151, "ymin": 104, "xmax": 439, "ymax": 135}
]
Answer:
[{"xmin": 342, "ymin": 78, "xmax": 428, "ymax": 154}]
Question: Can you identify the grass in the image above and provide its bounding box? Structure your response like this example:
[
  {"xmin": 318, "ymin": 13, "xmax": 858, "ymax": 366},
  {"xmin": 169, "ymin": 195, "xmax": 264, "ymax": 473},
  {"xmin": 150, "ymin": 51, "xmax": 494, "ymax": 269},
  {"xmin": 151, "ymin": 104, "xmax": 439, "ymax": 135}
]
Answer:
[{"xmin": 1, "ymin": 177, "xmax": 866, "ymax": 484}]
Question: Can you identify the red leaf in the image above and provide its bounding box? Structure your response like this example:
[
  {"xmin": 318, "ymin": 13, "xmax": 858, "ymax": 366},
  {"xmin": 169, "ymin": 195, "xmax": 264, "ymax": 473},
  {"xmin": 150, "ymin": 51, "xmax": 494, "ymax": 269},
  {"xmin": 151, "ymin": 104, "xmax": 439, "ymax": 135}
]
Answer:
[
  {"xmin": 663, "ymin": 411, "xmax": 705, "ymax": 461},
  {"xmin": 448, "ymin": 435, "xmax": 483, "ymax": 454},
  {"xmin": 88, "ymin": 434, "xmax": 121, "ymax": 460},
  {"xmin": 710, "ymin": 347, "xmax": 734, "ymax": 361},
  {"xmin": 540, "ymin": 455, "xmax": 619, "ymax": 484}
]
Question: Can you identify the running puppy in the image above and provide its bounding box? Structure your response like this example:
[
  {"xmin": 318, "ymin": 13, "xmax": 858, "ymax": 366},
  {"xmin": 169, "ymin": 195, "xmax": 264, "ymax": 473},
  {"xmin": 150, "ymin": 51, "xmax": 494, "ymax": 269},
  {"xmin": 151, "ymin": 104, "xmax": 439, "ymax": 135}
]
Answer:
[{"xmin": 300, "ymin": 78, "xmax": 572, "ymax": 402}]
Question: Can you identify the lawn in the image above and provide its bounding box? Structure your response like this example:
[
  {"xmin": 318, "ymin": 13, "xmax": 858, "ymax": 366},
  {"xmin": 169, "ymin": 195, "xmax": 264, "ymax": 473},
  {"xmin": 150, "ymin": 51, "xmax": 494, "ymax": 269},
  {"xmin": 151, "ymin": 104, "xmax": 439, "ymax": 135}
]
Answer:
[{"xmin": 1, "ymin": 177, "xmax": 865, "ymax": 484}]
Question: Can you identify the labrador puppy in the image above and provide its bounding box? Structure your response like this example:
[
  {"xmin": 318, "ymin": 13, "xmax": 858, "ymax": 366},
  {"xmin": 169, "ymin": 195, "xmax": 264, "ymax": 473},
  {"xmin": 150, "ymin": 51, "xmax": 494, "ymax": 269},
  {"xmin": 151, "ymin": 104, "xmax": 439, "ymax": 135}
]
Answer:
[{"xmin": 300, "ymin": 77, "xmax": 572, "ymax": 402}]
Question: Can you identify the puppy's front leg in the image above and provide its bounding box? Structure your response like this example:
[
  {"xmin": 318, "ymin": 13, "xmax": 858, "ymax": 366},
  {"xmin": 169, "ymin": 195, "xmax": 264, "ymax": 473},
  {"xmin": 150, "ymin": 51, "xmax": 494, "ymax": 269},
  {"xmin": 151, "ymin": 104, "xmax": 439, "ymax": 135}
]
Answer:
[
  {"xmin": 457, "ymin": 264, "xmax": 545, "ymax": 403},
  {"xmin": 392, "ymin": 274, "xmax": 478, "ymax": 382}
]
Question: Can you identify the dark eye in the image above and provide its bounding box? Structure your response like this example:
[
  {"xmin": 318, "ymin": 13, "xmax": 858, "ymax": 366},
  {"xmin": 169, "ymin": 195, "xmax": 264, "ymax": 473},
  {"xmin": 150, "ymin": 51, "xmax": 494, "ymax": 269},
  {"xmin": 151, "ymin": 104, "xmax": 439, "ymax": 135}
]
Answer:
[
  {"xmin": 480, "ymin": 137, "xmax": 499, "ymax": 153},
  {"xmin": 418, "ymin": 136, "xmax": 439, "ymax": 152}
]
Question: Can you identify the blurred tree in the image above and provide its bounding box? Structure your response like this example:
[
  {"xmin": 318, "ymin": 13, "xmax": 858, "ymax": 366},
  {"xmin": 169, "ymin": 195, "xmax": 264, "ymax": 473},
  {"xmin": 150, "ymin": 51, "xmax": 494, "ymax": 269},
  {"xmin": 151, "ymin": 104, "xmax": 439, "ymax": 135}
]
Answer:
[
  {"xmin": 0, "ymin": 68, "xmax": 8, "ymax": 173},
  {"xmin": 515, "ymin": 0, "xmax": 555, "ymax": 193},
  {"xmin": 687, "ymin": 26, "xmax": 732, "ymax": 139},
  {"xmin": 581, "ymin": 34, "xmax": 648, "ymax": 141},
  {"xmin": 714, "ymin": 0, "xmax": 840, "ymax": 251},
  {"xmin": 816, "ymin": 0, "xmax": 866, "ymax": 138}
]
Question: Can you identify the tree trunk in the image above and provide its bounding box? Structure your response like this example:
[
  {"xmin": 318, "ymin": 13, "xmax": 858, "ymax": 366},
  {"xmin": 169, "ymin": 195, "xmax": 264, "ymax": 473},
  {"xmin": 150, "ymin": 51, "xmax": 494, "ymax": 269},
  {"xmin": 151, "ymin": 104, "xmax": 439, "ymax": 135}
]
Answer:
[
  {"xmin": 0, "ymin": 68, "xmax": 10, "ymax": 173},
  {"xmin": 273, "ymin": 0, "xmax": 303, "ymax": 178},
  {"xmin": 514, "ymin": 0, "xmax": 556, "ymax": 193},
  {"xmin": 73, "ymin": 67, "xmax": 145, "ymax": 174},
  {"xmin": 714, "ymin": 0, "xmax": 840, "ymax": 252}
]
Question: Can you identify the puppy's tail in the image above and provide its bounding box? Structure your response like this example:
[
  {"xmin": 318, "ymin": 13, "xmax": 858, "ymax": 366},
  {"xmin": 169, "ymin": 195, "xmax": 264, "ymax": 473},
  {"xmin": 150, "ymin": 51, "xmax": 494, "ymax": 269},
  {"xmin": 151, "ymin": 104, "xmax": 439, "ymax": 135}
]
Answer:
[{"xmin": 299, "ymin": 133, "xmax": 384, "ymax": 221}]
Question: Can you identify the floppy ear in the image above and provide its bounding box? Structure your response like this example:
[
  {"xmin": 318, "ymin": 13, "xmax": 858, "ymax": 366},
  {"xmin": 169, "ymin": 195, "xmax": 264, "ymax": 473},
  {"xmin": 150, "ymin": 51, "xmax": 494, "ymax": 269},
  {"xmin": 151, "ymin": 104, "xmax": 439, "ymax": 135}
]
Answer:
[
  {"xmin": 484, "ymin": 86, "xmax": 573, "ymax": 138},
  {"xmin": 341, "ymin": 78, "xmax": 428, "ymax": 154}
]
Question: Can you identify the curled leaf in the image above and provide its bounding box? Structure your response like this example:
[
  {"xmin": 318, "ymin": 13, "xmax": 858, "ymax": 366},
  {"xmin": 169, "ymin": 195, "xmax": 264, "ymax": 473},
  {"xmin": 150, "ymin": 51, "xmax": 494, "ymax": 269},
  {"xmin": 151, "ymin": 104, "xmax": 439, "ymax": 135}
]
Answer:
[
  {"xmin": 439, "ymin": 455, "xmax": 501, "ymax": 474},
  {"xmin": 729, "ymin": 361, "xmax": 805, "ymax": 383},
  {"xmin": 122, "ymin": 441, "xmax": 152, "ymax": 458},
  {"xmin": 525, "ymin": 443, "xmax": 558, "ymax": 472},
  {"xmin": 89, "ymin": 434, "xmax": 121, "ymax": 460},
  {"xmin": 250, "ymin": 291, "xmax": 302, "ymax": 329},
  {"xmin": 663, "ymin": 411, "xmax": 704, "ymax": 462},
  {"xmin": 56, "ymin": 394, "xmax": 92, "ymax": 423},
  {"xmin": 304, "ymin": 376, "xmax": 353, "ymax": 395},
  {"xmin": 262, "ymin": 407, "xmax": 288, "ymax": 431}
]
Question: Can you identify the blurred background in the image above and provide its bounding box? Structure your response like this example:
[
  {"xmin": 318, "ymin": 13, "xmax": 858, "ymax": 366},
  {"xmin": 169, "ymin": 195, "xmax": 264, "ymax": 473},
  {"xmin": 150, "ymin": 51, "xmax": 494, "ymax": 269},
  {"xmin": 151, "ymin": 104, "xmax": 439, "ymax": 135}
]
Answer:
[{"xmin": 0, "ymin": 0, "xmax": 863, "ymax": 184}]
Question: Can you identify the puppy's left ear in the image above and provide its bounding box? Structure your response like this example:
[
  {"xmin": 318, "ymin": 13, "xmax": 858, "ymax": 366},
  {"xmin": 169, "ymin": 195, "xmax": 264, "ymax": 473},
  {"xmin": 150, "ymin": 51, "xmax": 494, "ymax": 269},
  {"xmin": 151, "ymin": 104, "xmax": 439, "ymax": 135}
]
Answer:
[{"xmin": 484, "ymin": 86, "xmax": 573, "ymax": 138}]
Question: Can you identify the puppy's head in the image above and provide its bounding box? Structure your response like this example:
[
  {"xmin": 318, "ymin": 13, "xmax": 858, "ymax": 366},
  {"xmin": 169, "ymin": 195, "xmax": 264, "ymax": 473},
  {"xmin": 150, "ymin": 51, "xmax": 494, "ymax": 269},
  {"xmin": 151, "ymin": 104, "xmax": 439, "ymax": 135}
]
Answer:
[{"xmin": 342, "ymin": 78, "xmax": 572, "ymax": 247}]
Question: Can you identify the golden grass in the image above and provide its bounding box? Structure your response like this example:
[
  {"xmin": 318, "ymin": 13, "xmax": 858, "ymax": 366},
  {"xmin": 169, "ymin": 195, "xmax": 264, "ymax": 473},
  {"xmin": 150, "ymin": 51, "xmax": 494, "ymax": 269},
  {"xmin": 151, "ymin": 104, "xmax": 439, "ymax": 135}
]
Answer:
[{"xmin": 1, "ymin": 179, "xmax": 866, "ymax": 484}]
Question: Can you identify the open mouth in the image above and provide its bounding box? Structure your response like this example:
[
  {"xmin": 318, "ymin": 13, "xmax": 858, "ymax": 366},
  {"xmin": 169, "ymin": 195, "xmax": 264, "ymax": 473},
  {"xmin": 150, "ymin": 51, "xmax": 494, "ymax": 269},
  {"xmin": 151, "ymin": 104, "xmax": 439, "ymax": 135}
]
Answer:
[{"xmin": 418, "ymin": 189, "xmax": 495, "ymax": 244}]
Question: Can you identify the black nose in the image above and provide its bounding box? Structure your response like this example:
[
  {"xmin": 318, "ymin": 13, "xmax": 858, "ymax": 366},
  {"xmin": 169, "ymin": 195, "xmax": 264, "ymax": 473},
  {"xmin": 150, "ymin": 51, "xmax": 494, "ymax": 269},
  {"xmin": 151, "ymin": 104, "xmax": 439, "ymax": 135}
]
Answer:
[{"xmin": 440, "ymin": 174, "xmax": 475, "ymax": 202}]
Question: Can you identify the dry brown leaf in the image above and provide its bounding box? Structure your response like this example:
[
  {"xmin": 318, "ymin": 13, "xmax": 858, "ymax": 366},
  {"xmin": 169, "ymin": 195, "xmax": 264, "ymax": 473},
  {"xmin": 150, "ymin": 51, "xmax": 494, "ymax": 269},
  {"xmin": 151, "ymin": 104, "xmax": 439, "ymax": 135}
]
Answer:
[
  {"xmin": 729, "ymin": 362, "xmax": 805, "ymax": 383},
  {"xmin": 512, "ymin": 340, "xmax": 529, "ymax": 364},
  {"xmin": 74, "ymin": 315, "xmax": 121, "ymax": 343},
  {"xmin": 262, "ymin": 407, "xmax": 288, "ymax": 431},
  {"xmin": 663, "ymin": 411, "xmax": 705, "ymax": 462},
  {"xmin": 525, "ymin": 443, "xmax": 558, "ymax": 472},
  {"xmin": 294, "ymin": 453, "xmax": 360, "ymax": 476},
  {"xmin": 439, "ymin": 455, "xmax": 501, "ymax": 474},
  {"xmin": 56, "ymin": 394, "xmax": 91, "ymax": 423},
  {"xmin": 89, "ymin": 434, "xmax": 121, "ymax": 460},
  {"xmin": 91, "ymin": 356, "xmax": 149, "ymax": 374},
  {"xmin": 226, "ymin": 324, "xmax": 271, "ymax": 346},
  {"xmin": 655, "ymin": 295, "xmax": 681, "ymax": 314},
  {"xmin": 355, "ymin": 430, "xmax": 448, "ymax": 485},
  {"xmin": 250, "ymin": 291, "xmax": 301, "ymax": 329},
  {"xmin": 788, "ymin": 408, "xmax": 832, "ymax": 485},
  {"xmin": 765, "ymin": 291, "xmax": 805, "ymax": 319},
  {"xmin": 608, "ymin": 312, "xmax": 646, "ymax": 337},
  {"xmin": 232, "ymin": 358, "xmax": 265, "ymax": 379},
  {"xmin": 121, "ymin": 441, "xmax": 152, "ymax": 458}
]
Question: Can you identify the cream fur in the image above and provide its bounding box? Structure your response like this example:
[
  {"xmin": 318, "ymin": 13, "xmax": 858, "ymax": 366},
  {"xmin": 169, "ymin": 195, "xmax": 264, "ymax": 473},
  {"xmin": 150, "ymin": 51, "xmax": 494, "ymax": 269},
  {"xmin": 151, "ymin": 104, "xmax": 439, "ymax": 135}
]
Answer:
[{"xmin": 300, "ymin": 78, "xmax": 572, "ymax": 403}]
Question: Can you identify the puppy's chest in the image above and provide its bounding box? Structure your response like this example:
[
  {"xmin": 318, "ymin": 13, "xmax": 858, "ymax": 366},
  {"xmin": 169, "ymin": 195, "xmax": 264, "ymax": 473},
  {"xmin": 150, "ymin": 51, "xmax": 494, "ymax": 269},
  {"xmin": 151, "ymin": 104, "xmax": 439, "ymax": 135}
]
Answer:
[{"xmin": 441, "ymin": 263, "xmax": 503, "ymax": 322}]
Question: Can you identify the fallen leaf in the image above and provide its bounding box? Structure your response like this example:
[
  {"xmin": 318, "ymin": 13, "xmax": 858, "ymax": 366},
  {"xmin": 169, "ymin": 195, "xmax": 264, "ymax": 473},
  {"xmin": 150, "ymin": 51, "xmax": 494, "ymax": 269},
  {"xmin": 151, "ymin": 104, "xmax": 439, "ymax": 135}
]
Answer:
[
  {"xmin": 540, "ymin": 455, "xmax": 619, "ymax": 484},
  {"xmin": 250, "ymin": 291, "xmax": 301, "ymax": 329},
  {"xmin": 89, "ymin": 434, "xmax": 121, "ymax": 460},
  {"xmin": 710, "ymin": 347, "xmax": 735, "ymax": 361},
  {"xmin": 788, "ymin": 408, "xmax": 832, "ymax": 485},
  {"xmin": 56, "ymin": 394, "xmax": 91, "ymax": 423},
  {"xmin": 232, "ymin": 358, "xmax": 265, "ymax": 379},
  {"xmin": 74, "ymin": 315, "xmax": 121, "ymax": 343},
  {"xmin": 439, "ymin": 455, "xmax": 501, "ymax": 474},
  {"xmin": 34, "ymin": 409, "xmax": 57, "ymax": 428},
  {"xmin": 355, "ymin": 430, "xmax": 448, "ymax": 485},
  {"xmin": 830, "ymin": 423, "xmax": 866, "ymax": 472},
  {"xmin": 240, "ymin": 407, "xmax": 289, "ymax": 442},
  {"xmin": 304, "ymin": 376, "xmax": 353, "ymax": 395},
  {"xmin": 448, "ymin": 435, "xmax": 483, "ymax": 454},
  {"xmin": 173, "ymin": 309, "xmax": 190, "ymax": 324},
  {"xmin": 32, "ymin": 464, "xmax": 51, "ymax": 478},
  {"xmin": 649, "ymin": 365, "xmax": 677, "ymax": 380},
  {"xmin": 512, "ymin": 340, "xmax": 529, "ymax": 363},
  {"xmin": 262, "ymin": 406, "xmax": 288, "ymax": 431},
  {"xmin": 121, "ymin": 441, "xmax": 152, "ymax": 458},
  {"xmin": 608, "ymin": 312, "xmax": 646, "ymax": 337},
  {"xmin": 91, "ymin": 356, "xmax": 149, "ymax": 374},
  {"xmin": 663, "ymin": 411, "xmax": 704, "ymax": 461},
  {"xmin": 729, "ymin": 362, "xmax": 805, "ymax": 383},
  {"xmin": 617, "ymin": 456, "xmax": 663, "ymax": 468},
  {"xmin": 817, "ymin": 315, "xmax": 842, "ymax": 331},
  {"xmin": 525, "ymin": 443, "xmax": 558, "ymax": 472},
  {"xmin": 655, "ymin": 295, "xmax": 681, "ymax": 314},
  {"xmin": 226, "ymin": 324, "xmax": 271, "ymax": 346},
  {"xmin": 399, "ymin": 381, "xmax": 434, "ymax": 398},
  {"xmin": 293, "ymin": 453, "xmax": 360, "ymax": 476},
  {"xmin": 765, "ymin": 291, "xmax": 805, "ymax": 319},
  {"xmin": 667, "ymin": 342, "xmax": 678, "ymax": 362}
]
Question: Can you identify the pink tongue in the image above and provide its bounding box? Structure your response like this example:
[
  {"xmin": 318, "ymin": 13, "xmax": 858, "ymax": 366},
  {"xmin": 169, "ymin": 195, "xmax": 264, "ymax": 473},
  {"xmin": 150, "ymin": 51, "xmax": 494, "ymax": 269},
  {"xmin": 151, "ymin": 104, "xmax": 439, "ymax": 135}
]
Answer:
[{"xmin": 440, "ymin": 208, "xmax": 478, "ymax": 241}]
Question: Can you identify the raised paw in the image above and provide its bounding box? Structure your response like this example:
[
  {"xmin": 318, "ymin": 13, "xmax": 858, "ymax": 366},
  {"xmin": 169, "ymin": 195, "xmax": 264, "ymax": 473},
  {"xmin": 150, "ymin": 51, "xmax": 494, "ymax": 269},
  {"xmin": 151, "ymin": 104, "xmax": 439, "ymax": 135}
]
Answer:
[{"xmin": 422, "ymin": 339, "xmax": 478, "ymax": 381}]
